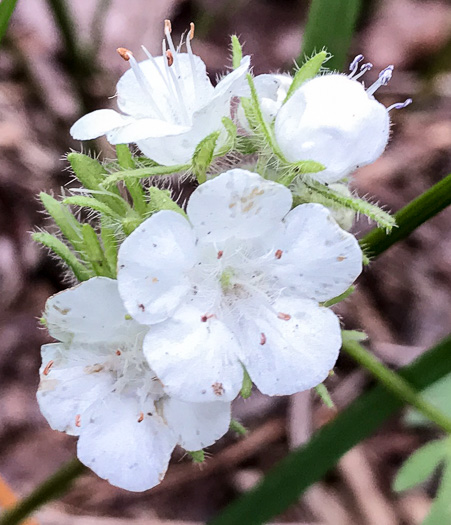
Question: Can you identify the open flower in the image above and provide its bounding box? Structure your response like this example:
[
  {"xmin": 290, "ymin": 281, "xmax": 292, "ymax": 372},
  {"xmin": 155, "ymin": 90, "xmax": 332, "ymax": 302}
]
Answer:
[
  {"xmin": 274, "ymin": 56, "xmax": 412, "ymax": 184},
  {"xmin": 70, "ymin": 21, "xmax": 250, "ymax": 165},
  {"xmin": 37, "ymin": 277, "xmax": 231, "ymax": 492},
  {"xmin": 117, "ymin": 169, "xmax": 362, "ymax": 403}
]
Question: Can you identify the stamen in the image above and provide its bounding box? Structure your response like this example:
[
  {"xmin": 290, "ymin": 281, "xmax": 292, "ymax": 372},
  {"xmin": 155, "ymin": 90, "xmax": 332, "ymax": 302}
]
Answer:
[
  {"xmin": 166, "ymin": 50, "xmax": 174, "ymax": 67},
  {"xmin": 349, "ymin": 54, "xmax": 364, "ymax": 78},
  {"xmin": 164, "ymin": 19, "xmax": 182, "ymax": 78},
  {"xmin": 122, "ymin": 49, "xmax": 165, "ymax": 120},
  {"xmin": 189, "ymin": 22, "xmax": 195, "ymax": 40},
  {"xmin": 162, "ymin": 39, "xmax": 190, "ymax": 124},
  {"xmin": 75, "ymin": 414, "xmax": 81, "ymax": 428},
  {"xmin": 260, "ymin": 333, "xmax": 267, "ymax": 345},
  {"xmin": 277, "ymin": 312, "xmax": 291, "ymax": 321},
  {"xmin": 141, "ymin": 45, "xmax": 172, "ymax": 87},
  {"xmin": 117, "ymin": 47, "xmax": 131, "ymax": 61},
  {"xmin": 387, "ymin": 98, "xmax": 412, "ymax": 112},
  {"xmin": 366, "ymin": 65, "xmax": 394, "ymax": 95},
  {"xmin": 353, "ymin": 62, "xmax": 373, "ymax": 81},
  {"xmin": 43, "ymin": 360, "xmax": 54, "ymax": 376},
  {"xmin": 186, "ymin": 22, "xmax": 199, "ymax": 93}
]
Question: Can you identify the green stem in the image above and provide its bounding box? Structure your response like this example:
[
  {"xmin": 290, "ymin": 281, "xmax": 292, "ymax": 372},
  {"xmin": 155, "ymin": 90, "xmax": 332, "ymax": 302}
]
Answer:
[
  {"xmin": 361, "ymin": 172, "xmax": 451, "ymax": 258},
  {"xmin": 341, "ymin": 334, "xmax": 451, "ymax": 434},
  {"xmin": 0, "ymin": 459, "xmax": 85, "ymax": 525}
]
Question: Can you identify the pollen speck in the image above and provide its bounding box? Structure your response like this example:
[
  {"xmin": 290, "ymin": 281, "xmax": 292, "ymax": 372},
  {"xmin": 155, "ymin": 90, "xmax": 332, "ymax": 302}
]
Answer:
[
  {"xmin": 275, "ymin": 249, "xmax": 283, "ymax": 259},
  {"xmin": 166, "ymin": 50, "xmax": 174, "ymax": 67},
  {"xmin": 260, "ymin": 333, "xmax": 266, "ymax": 345},
  {"xmin": 152, "ymin": 277, "xmax": 159, "ymax": 283},
  {"xmin": 75, "ymin": 414, "xmax": 81, "ymax": 428},
  {"xmin": 337, "ymin": 256, "xmax": 346, "ymax": 261},
  {"xmin": 217, "ymin": 250, "xmax": 223, "ymax": 259},
  {"xmin": 138, "ymin": 304, "xmax": 145, "ymax": 312},
  {"xmin": 138, "ymin": 412, "xmax": 144, "ymax": 423},
  {"xmin": 117, "ymin": 47, "xmax": 132, "ymax": 61},
  {"xmin": 277, "ymin": 312, "xmax": 291, "ymax": 321},
  {"xmin": 43, "ymin": 360, "xmax": 54, "ymax": 376},
  {"xmin": 212, "ymin": 382, "xmax": 224, "ymax": 396},
  {"xmin": 116, "ymin": 350, "xmax": 121, "ymax": 356}
]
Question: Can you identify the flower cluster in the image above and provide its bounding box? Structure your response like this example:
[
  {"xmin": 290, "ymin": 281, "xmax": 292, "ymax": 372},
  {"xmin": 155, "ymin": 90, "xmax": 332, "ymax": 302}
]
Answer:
[{"xmin": 36, "ymin": 22, "xmax": 410, "ymax": 491}]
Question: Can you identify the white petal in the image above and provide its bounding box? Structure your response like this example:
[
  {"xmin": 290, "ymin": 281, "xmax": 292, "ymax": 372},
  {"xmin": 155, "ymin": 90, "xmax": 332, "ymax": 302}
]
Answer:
[
  {"xmin": 271, "ymin": 203, "xmax": 362, "ymax": 301},
  {"xmin": 237, "ymin": 297, "xmax": 341, "ymax": 396},
  {"xmin": 143, "ymin": 304, "xmax": 243, "ymax": 403},
  {"xmin": 162, "ymin": 397, "xmax": 231, "ymax": 450},
  {"xmin": 106, "ymin": 118, "xmax": 189, "ymax": 144},
  {"xmin": 187, "ymin": 169, "xmax": 292, "ymax": 242},
  {"xmin": 212, "ymin": 56, "xmax": 250, "ymax": 101},
  {"xmin": 77, "ymin": 394, "xmax": 176, "ymax": 492},
  {"xmin": 37, "ymin": 343, "xmax": 114, "ymax": 436},
  {"xmin": 70, "ymin": 109, "xmax": 132, "ymax": 140},
  {"xmin": 117, "ymin": 211, "xmax": 196, "ymax": 324},
  {"xmin": 275, "ymin": 74, "xmax": 389, "ymax": 183},
  {"xmin": 44, "ymin": 277, "xmax": 143, "ymax": 344}
]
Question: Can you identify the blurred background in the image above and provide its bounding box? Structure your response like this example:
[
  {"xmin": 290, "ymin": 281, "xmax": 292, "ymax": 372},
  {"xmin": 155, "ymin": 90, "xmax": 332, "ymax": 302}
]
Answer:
[{"xmin": 1, "ymin": 0, "xmax": 451, "ymax": 523}]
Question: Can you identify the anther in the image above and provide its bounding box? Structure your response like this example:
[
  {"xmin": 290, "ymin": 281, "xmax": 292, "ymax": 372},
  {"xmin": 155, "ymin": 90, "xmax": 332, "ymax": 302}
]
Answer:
[
  {"xmin": 189, "ymin": 22, "xmax": 195, "ymax": 40},
  {"xmin": 275, "ymin": 249, "xmax": 283, "ymax": 259},
  {"xmin": 166, "ymin": 50, "xmax": 174, "ymax": 67},
  {"xmin": 260, "ymin": 333, "xmax": 267, "ymax": 345},
  {"xmin": 217, "ymin": 250, "xmax": 224, "ymax": 259},
  {"xmin": 349, "ymin": 55, "xmax": 364, "ymax": 77},
  {"xmin": 367, "ymin": 65, "xmax": 394, "ymax": 95},
  {"xmin": 117, "ymin": 47, "xmax": 132, "ymax": 61},
  {"xmin": 164, "ymin": 19, "xmax": 172, "ymax": 33},
  {"xmin": 387, "ymin": 98, "xmax": 412, "ymax": 112},
  {"xmin": 75, "ymin": 414, "xmax": 81, "ymax": 428},
  {"xmin": 353, "ymin": 62, "xmax": 373, "ymax": 81},
  {"xmin": 43, "ymin": 360, "xmax": 54, "ymax": 376},
  {"xmin": 277, "ymin": 312, "xmax": 291, "ymax": 321},
  {"xmin": 138, "ymin": 412, "xmax": 144, "ymax": 423}
]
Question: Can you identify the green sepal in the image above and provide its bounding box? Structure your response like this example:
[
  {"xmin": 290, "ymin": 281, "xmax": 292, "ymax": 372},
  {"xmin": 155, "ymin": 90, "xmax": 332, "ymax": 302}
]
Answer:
[
  {"xmin": 192, "ymin": 131, "xmax": 220, "ymax": 184},
  {"xmin": 32, "ymin": 232, "xmax": 90, "ymax": 281},
  {"xmin": 147, "ymin": 187, "xmax": 186, "ymax": 217},
  {"xmin": 103, "ymin": 164, "xmax": 188, "ymax": 187},
  {"xmin": 322, "ymin": 286, "xmax": 355, "ymax": 307},
  {"xmin": 278, "ymin": 161, "xmax": 325, "ymax": 186},
  {"xmin": 236, "ymin": 136, "xmax": 259, "ymax": 155},
  {"xmin": 81, "ymin": 224, "xmax": 114, "ymax": 277},
  {"xmin": 283, "ymin": 51, "xmax": 329, "ymax": 103},
  {"xmin": 115, "ymin": 144, "xmax": 135, "ymax": 169},
  {"xmin": 216, "ymin": 117, "xmax": 237, "ymax": 156},
  {"xmin": 422, "ymin": 446, "xmax": 451, "ymax": 525},
  {"xmin": 240, "ymin": 368, "xmax": 253, "ymax": 399},
  {"xmin": 39, "ymin": 192, "xmax": 83, "ymax": 249},
  {"xmin": 188, "ymin": 450, "xmax": 205, "ymax": 463},
  {"xmin": 341, "ymin": 329, "xmax": 368, "ymax": 343},
  {"xmin": 393, "ymin": 439, "xmax": 446, "ymax": 493},
  {"xmin": 100, "ymin": 220, "xmax": 118, "ymax": 277},
  {"xmin": 231, "ymin": 35, "xmax": 243, "ymax": 69},
  {"xmin": 230, "ymin": 419, "xmax": 248, "ymax": 436},
  {"xmin": 63, "ymin": 196, "xmax": 122, "ymax": 219},
  {"xmin": 115, "ymin": 145, "xmax": 147, "ymax": 215},
  {"xmin": 314, "ymin": 383, "xmax": 335, "ymax": 409},
  {"xmin": 304, "ymin": 180, "xmax": 396, "ymax": 231}
]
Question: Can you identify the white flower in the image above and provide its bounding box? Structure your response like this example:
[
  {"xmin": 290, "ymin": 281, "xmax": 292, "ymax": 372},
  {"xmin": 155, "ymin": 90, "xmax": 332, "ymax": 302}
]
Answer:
[
  {"xmin": 237, "ymin": 73, "xmax": 292, "ymax": 130},
  {"xmin": 70, "ymin": 21, "xmax": 250, "ymax": 165},
  {"xmin": 274, "ymin": 56, "xmax": 412, "ymax": 184},
  {"xmin": 37, "ymin": 277, "xmax": 231, "ymax": 492},
  {"xmin": 117, "ymin": 169, "xmax": 363, "ymax": 403}
]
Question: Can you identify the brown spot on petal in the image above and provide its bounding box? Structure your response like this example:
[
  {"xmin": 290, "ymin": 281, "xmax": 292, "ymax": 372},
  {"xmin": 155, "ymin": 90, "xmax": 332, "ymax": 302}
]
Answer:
[
  {"xmin": 43, "ymin": 360, "xmax": 54, "ymax": 376},
  {"xmin": 228, "ymin": 202, "xmax": 237, "ymax": 209},
  {"xmin": 242, "ymin": 201, "xmax": 255, "ymax": 213},
  {"xmin": 138, "ymin": 412, "xmax": 144, "ymax": 423},
  {"xmin": 75, "ymin": 414, "xmax": 81, "ymax": 428},
  {"xmin": 217, "ymin": 250, "xmax": 223, "ymax": 259},
  {"xmin": 260, "ymin": 333, "xmax": 266, "ymax": 345},
  {"xmin": 275, "ymin": 249, "xmax": 283, "ymax": 259},
  {"xmin": 337, "ymin": 256, "xmax": 346, "ymax": 262},
  {"xmin": 116, "ymin": 350, "xmax": 121, "ymax": 356},
  {"xmin": 212, "ymin": 382, "xmax": 224, "ymax": 396},
  {"xmin": 201, "ymin": 313, "xmax": 215, "ymax": 322},
  {"xmin": 277, "ymin": 312, "xmax": 291, "ymax": 321},
  {"xmin": 84, "ymin": 363, "xmax": 104, "ymax": 374},
  {"xmin": 138, "ymin": 304, "xmax": 145, "ymax": 312},
  {"xmin": 152, "ymin": 277, "xmax": 159, "ymax": 283},
  {"xmin": 117, "ymin": 47, "xmax": 132, "ymax": 61}
]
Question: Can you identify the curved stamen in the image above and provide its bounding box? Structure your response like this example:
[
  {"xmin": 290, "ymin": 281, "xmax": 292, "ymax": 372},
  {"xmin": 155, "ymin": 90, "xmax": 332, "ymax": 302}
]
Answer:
[
  {"xmin": 162, "ymin": 39, "xmax": 190, "ymax": 124},
  {"xmin": 186, "ymin": 22, "xmax": 199, "ymax": 93},
  {"xmin": 387, "ymin": 98, "xmax": 412, "ymax": 112},
  {"xmin": 117, "ymin": 48, "xmax": 165, "ymax": 120},
  {"xmin": 353, "ymin": 62, "xmax": 373, "ymax": 81},
  {"xmin": 349, "ymin": 54, "xmax": 364, "ymax": 78},
  {"xmin": 367, "ymin": 65, "xmax": 394, "ymax": 95},
  {"xmin": 164, "ymin": 19, "xmax": 182, "ymax": 79}
]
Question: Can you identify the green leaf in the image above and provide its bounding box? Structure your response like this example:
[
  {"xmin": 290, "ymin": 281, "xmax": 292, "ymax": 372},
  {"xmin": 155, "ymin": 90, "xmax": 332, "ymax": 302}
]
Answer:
[
  {"xmin": 32, "ymin": 232, "xmax": 90, "ymax": 282},
  {"xmin": 188, "ymin": 450, "xmax": 205, "ymax": 463},
  {"xmin": 423, "ymin": 449, "xmax": 451, "ymax": 525},
  {"xmin": 0, "ymin": 0, "xmax": 18, "ymax": 44},
  {"xmin": 284, "ymin": 51, "xmax": 329, "ymax": 103},
  {"xmin": 147, "ymin": 187, "xmax": 186, "ymax": 217},
  {"xmin": 305, "ymin": 180, "xmax": 396, "ymax": 230},
  {"xmin": 406, "ymin": 373, "xmax": 451, "ymax": 427},
  {"xmin": 314, "ymin": 383, "xmax": 335, "ymax": 409},
  {"xmin": 231, "ymin": 35, "xmax": 243, "ymax": 69},
  {"xmin": 393, "ymin": 440, "xmax": 446, "ymax": 492},
  {"xmin": 103, "ymin": 164, "xmax": 188, "ymax": 187},
  {"xmin": 81, "ymin": 224, "xmax": 113, "ymax": 277},
  {"xmin": 299, "ymin": 0, "xmax": 362, "ymax": 72},
  {"xmin": 230, "ymin": 419, "xmax": 248, "ymax": 436},
  {"xmin": 209, "ymin": 334, "xmax": 451, "ymax": 525},
  {"xmin": 39, "ymin": 192, "xmax": 83, "ymax": 249},
  {"xmin": 361, "ymin": 172, "xmax": 451, "ymax": 258},
  {"xmin": 63, "ymin": 196, "xmax": 121, "ymax": 218},
  {"xmin": 192, "ymin": 131, "xmax": 220, "ymax": 184},
  {"xmin": 240, "ymin": 368, "xmax": 252, "ymax": 399}
]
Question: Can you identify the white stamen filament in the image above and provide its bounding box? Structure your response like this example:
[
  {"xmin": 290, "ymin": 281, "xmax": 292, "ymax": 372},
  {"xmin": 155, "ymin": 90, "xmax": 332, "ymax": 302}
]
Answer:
[
  {"xmin": 186, "ymin": 23, "xmax": 199, "ymax": 94},
  {"xmin": 366, "ymin": 65, "xmax": 394, "ymax": 96},
  {"xmin": 348, "ymin": 54, "xmax": 364, "ymax": 78},
  {"xmin": 387, "ymin": 98, "xmax": 412, "ymax": 112},
  {"xmin": 162, "ymin": 39, "xmax": 190, "ymax": 124},
  {"xmin": 353, "ymin": 62, "xmax": 373, "ymax": 81},
  {"xmin": 164, "ymin": 20, "xmax": 182, "ymax": 79}
]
